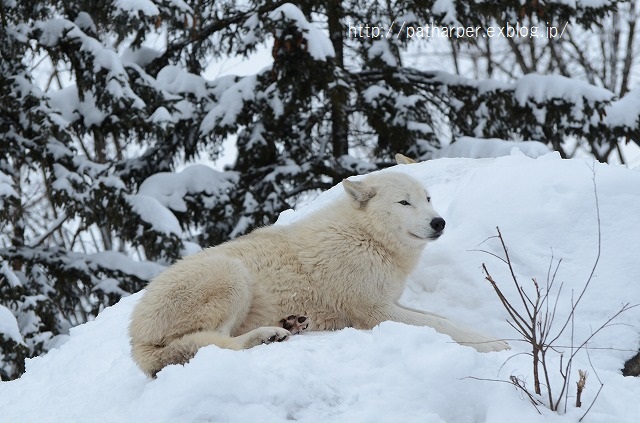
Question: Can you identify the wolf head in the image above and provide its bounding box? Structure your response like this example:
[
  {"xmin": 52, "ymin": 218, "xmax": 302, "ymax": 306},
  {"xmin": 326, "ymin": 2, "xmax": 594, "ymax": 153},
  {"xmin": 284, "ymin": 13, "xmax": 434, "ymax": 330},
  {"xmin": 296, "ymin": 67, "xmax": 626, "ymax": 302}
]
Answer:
[{"xmin": 342, "ymin": 172, "xmax": 445, "ymax": 247}]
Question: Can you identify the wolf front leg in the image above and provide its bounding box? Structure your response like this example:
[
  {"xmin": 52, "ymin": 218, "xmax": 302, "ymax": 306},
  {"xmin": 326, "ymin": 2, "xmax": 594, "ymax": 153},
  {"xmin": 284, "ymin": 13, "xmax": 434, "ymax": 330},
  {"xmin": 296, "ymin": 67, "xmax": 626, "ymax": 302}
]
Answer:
[{"xmin": 387, "ymin": 303, "xmax": 510, "ymax": 352}]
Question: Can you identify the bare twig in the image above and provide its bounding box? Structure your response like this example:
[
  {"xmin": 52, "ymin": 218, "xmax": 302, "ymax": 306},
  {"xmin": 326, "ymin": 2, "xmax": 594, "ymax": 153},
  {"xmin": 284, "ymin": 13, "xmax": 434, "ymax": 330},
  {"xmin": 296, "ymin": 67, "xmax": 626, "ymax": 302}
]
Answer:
[
  {"xmin": 29, "ymin": 213, "xmax": 67, "ymax": 248},
  {"xmin": 576, "ymin": 369, "xmax": 587, "ymax": 408},
  {"xmin": 580, "ymin": 348, "xmax": 604, "ymax": 422},
  {"xmin": 475, "ymin": 165, "xmax": 637, "ymax": 415},
  {"xmin": 469, "ymin": 248, "xmax": 508, "ymax": 264},
  {"xmin": 463, "ymin": 376, "xmax": 542, "ymax": 413}
]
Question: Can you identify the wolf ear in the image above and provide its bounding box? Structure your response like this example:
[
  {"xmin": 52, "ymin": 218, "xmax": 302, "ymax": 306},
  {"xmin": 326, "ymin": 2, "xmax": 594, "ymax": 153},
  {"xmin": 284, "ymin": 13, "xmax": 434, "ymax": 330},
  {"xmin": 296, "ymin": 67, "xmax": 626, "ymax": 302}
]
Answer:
[
  {"xmin": 342, "ymin": 179, "xmax": 376, "ymax": 209},
  {"xmin": 395, "ymin": 153, "xmax": 417, "ymax": 165}
]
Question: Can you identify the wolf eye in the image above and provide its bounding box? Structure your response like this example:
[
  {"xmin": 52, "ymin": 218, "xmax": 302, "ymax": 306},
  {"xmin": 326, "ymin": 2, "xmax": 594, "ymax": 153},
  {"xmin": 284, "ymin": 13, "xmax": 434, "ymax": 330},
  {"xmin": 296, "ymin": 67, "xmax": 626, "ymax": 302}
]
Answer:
[
  {"xmin": 427, "ymin": 197, "xmax": 431, "ymax": 203},
  {"xmin": 398, "ymin": 200, "xmax": 411, "ymax": 206}
]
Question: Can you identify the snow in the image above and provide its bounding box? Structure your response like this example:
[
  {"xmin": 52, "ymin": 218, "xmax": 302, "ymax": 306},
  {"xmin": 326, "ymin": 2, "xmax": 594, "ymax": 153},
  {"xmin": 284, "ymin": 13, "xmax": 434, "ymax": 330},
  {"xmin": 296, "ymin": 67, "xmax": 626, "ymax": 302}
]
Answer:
[
  {"xmin": 127, "ymin": 194, "xmax": 182, "ymax": 236},
  {"xmin": 0, "ymin": 305, "xmax": 23, "ymax": 345},
  {"xmin": 34, "ymin": 18, "xmax": 72, "ymax": 47},
  {"xmin": 2, "ymin": 154, "xmax": 640, "ymax": 422},
  {"xmin": 200, "ymin": 75, "xmax": 259, "ymax": 133},
  {"xmin": 87, "ymin": 251, "xmax": 164, "ymax": 282},
  {"xmin": 557, "ymin": 0, "xmax": 615, "ymax": 7},
  {"xmin": 0, "ymin": 170, "xmax": 18, "ymax": 199},
  {"xmin": 264, "ymin": 162, "xmax": 303, "ymax": 182},
  {"xmin": 78, "ymin": 90, "xmax": 110, "ymax": 127},
  {"xmin": 127, "ymin": 164, "xmax": 237, "ymax": 236},
  {"xmin": 0, "ymin": 262, "xmax": 21, "ymax": 288},
  {"xmin": 114, "ymin": 0, "xmax": 160, "ymax": 17},
  {"xmin": 137, "ymin": 164, "xmax": 236, "ymax": 212},
  {"xmin": 432, "ymin": 72, "xmax": 615, "ymax": 109},
  {"xmin": 432, "ymin": 0, "xmax": 458, "ymax": 25},
  {"xmin": 268, "ymin": 3, "xmax": 335, "ymax": 61},
  {"xmin": 367, "ymin": 39, "xmax": 399, "ymax": 67},
  {"xmin": 73, "ymin": 12, "xmax": 96, "ymax": 35},
  {"xmin": 337, "ymin": 154, "xmax": 378, "ymax": 174},
  {"xmin": 37, "ymin": 17, "xmax": 148, "ymax": 127},
  {"xmin": 605, "ymin": 87, "xmax": 640, "ymax": 129},
  {"xmin": 93, "ymin": 278, "xmax": 129, "ymax": 296},
  {"xmin": 362, "ymin": 84, "xmax": 390, "ymax": 104},
  {"xmin": 164, "ymin": 0, "xmax": 193, "ymax": 13},
  {"xmin": 120, "ymin": 46, "xmax": 162, "ymax": 68},
  {"xmin": 513, "ymin": 74, "xmax": 614, "ymax": 123},
  {"xmin": 47, "ymin": 86, "xmax": 79, "ymax": 124},
  {"xmin": 436, "ymin": 136, "xmax": 551, "ymax": 159},
  {"xmin": 148, "ymin": 106, "xmax": 173, "ymax": 125},
  {"xmin": 156, "ymin": 65, "xmax": 209, "ymax": 100},
  {"xmin": 514, "ymin": 74, "xmax": 614, "ymax": 105}
]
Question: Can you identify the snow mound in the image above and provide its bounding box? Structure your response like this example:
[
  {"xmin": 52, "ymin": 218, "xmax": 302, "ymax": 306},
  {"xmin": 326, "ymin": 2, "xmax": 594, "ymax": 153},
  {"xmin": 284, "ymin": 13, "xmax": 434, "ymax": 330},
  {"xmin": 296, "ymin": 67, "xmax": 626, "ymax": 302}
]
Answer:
[{"xmin": 2, "ymin": 154, "xmax": 640, "ymax": 422}]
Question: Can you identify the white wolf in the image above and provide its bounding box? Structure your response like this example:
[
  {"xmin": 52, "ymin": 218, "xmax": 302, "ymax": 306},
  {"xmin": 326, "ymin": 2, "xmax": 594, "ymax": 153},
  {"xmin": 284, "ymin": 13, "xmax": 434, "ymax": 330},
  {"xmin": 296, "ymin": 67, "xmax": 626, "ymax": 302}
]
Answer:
[{"xmin": 129, "ymin": 171, "xmax": 509, "ymax": 377}]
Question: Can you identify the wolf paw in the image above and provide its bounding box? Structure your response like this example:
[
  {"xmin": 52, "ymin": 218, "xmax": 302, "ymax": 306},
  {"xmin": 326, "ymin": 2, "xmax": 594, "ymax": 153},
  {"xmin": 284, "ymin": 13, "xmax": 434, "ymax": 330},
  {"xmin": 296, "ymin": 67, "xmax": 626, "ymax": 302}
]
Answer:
[
  {"xmin": 239, "ymin": 327, "xmax": 291, "ymax": 349},
  {"xmin": 460, "ymin": 333, "xmax": 510, "ymax": 353},
  {"xmin": 280, "ymin": 315, "xmax": 310, "ymax": 335},
  {"xmin": 482, "ymin": 339, "xmax": 511, "ymax": 352},
  {"xmin": 259, "ymin": 327, "xmax": 291, "ymax": 344}
]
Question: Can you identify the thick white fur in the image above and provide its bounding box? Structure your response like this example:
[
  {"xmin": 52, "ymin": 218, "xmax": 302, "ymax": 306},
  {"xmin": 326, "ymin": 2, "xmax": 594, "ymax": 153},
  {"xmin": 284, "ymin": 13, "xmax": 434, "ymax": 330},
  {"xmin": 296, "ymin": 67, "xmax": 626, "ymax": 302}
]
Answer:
[{"xmin": 129, "ymin": 172, "xmax": 509, "ymax": 376}]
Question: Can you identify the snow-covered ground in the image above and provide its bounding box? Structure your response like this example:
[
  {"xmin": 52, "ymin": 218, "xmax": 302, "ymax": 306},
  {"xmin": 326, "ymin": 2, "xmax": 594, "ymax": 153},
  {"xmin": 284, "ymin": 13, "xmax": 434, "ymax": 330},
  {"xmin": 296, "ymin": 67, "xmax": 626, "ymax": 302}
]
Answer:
[{"xmin": 1, "ymin": 152, "xmax": 640, "ymax": 422}]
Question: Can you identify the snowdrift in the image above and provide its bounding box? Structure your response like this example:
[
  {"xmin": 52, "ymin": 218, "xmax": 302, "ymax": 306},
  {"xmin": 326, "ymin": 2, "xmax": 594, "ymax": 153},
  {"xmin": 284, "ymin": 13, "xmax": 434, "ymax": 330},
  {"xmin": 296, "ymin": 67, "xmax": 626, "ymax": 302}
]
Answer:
[{"xmin": 1, "ymin": 153, "xmax": 640, "ymax": 423}]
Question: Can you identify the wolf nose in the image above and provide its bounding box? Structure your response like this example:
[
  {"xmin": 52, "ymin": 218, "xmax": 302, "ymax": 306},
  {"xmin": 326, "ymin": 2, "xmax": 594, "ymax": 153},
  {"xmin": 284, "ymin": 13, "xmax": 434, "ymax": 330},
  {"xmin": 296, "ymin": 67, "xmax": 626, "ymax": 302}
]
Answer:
[{"xmin": 430, "ymin": 217, "xmax": 445, "ymax": 232}]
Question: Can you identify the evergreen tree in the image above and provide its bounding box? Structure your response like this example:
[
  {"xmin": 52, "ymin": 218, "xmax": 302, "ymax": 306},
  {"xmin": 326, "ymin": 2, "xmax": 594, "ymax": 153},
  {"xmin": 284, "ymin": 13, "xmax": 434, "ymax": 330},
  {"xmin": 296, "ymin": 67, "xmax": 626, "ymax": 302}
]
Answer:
[
  {"xmin": 416, "ymin": 1, "xmax": 640, "ymax": 162},
  {"xmin": 1, "ymin": 0, "xmax": 637, "ymax": 380}
]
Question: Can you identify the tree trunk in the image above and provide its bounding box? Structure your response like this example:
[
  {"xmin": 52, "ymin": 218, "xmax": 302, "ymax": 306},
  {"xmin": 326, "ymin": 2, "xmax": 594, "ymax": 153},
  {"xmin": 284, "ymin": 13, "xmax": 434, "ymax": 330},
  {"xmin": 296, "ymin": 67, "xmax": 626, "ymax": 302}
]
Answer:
[
  {"xmin": 327, "ymin": 0, "xmax": 348, "ymax": 180},
  {"xmin": 10, "ymin": 165, "xmax": 24, "ymax": 270}
]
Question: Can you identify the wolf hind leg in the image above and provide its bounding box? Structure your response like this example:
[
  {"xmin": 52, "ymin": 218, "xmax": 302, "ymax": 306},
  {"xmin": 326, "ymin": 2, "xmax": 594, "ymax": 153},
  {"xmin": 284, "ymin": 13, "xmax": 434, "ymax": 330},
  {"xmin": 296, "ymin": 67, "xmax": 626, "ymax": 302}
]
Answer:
[
  {"xmin": 168, "ymin": 326, "xmax": 291, "ymax": 358},
  {"xmin": 166, "ymin": 327, "xmax": 291, "ymax": 361},
  {"xmin": 137, "ymin": 327, "xmax": 292, "ymax": 377},
  {"xmin": 233, "ymin": 326, "xmax": 291, "ymax": 348}
]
